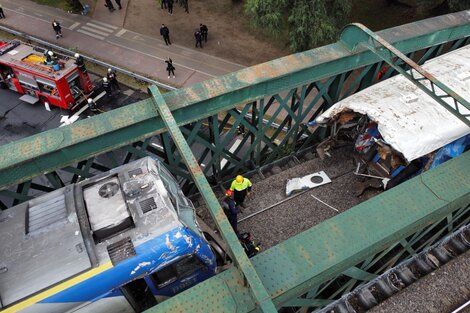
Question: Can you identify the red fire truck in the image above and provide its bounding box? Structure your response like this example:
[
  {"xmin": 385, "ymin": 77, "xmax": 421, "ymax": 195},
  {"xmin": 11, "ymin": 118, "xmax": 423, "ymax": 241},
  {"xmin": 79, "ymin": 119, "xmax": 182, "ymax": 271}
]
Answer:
[{"xmin": 0, "ymin": 39, "xmax": 93, "ymax": 110}]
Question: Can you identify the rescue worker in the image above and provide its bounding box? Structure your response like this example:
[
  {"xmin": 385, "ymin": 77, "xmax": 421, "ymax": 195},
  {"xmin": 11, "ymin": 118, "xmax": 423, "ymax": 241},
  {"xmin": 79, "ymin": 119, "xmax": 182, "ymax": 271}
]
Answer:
[
  {"xmin": 102, "ymin": 77, "xmax": 112, "ymax": 94},
  {"xmin": 230, "ymin": 175, "xmax": 252, "ymax": 208},
  {"xmin": 194, "ymin": 30, "xmax": 203, "ymax": 48},
  {"xmin": 74, "ymin": 53, "xmax": 87, "ymax": 73},
  {"xmin": 87, "ymin": 98, "xmax": 97, "ymax": 112},
  {"xmin": 107, "ymin": 68, "xmax": 120, "ymax": 91},
  {"xmin": 45, "ymin": 50, "xmax": 57, "ymax": 64},
  {"xmin": 222, "ymin": 189, "xmax": 240, "ymax": 233}
]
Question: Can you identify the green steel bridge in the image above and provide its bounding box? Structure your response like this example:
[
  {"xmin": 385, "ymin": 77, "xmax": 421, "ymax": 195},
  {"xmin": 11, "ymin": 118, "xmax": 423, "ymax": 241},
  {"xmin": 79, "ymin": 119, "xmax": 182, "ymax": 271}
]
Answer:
[{"xmin": 1, "ymin": 11, "xmax": 470, "ymax": 313}]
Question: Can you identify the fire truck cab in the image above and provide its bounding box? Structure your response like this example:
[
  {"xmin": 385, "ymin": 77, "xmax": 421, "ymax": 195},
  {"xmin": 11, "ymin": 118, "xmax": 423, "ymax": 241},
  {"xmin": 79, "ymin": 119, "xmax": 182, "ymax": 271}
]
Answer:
[{"xmin": 0, "ymin": 39, "xmax": 93, "ymax": 110}]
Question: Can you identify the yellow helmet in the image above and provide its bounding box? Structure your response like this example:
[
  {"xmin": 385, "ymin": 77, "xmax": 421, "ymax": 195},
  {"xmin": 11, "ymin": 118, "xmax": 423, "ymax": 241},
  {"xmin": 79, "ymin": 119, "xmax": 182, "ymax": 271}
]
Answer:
[{"xmin": 235, "ymin": 175, "xmax": 243, "ymax": 183}]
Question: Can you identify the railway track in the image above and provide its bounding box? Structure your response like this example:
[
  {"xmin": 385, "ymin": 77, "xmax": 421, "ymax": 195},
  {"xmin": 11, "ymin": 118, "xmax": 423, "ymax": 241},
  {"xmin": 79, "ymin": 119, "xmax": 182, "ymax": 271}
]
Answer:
[{"xmin": 194, "ymin": 145, "xmax": 368, "ymax": 249}]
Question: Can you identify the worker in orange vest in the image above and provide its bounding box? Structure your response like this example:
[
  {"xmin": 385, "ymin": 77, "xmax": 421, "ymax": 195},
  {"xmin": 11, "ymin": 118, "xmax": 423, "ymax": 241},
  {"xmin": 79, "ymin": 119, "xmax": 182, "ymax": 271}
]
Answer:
[{"xmin": 230, "ymin": 175, "xmax": 252, "ymax": 208}]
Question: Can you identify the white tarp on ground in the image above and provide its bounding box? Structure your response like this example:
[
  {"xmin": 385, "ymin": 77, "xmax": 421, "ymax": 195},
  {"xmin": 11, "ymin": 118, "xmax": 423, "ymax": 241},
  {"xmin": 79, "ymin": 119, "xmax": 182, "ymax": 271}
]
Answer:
[{"xmin": 316, "ymin": 45, "xmax": 470, "ymax": 162}]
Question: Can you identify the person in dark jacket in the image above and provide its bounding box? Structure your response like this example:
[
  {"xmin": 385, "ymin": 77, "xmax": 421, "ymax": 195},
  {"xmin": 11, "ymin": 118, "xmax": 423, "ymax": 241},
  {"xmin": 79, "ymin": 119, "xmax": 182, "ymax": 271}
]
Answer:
[
  {"xmin": 0, "ymin": 5, "xmax": 6, "ymax": 19},
  {"xmin": 167, "ymin": 0, "xmax": 173, "ymax": 14},
  {"xmin": 160, "ymin": 24, "xmax": 171, "ymax": 45},
  {"xmin": 107, "ymin": 68, "xmax": 120, "ymax": 91},
  {"xmin": 222, "ymin": 189, "xmax": 240, "ymax": 233},
  {"xmin": 52, "ymin": 20, "xmax": 63, "ymax": 39},
  {"xmin": 200, "ymin": 24, "xmax": 208, "ymax": 42},
  {"xmin": 104, "ymin": 0, "xmax": 115, "ymax": 12},
  {"xmin": 194, "ymin": 30, "xmax": 203, "ymax": 48},
  {"xmin": 165, "ymin": 57, "xmax": 175, "ymax": 78},
  {"xmin": 182, "ymin": 0, "xmax": 189, "ymax": 13},
  {"xmin": 102, "ymin": 77, "xmax": 112, "ymax": 94}
]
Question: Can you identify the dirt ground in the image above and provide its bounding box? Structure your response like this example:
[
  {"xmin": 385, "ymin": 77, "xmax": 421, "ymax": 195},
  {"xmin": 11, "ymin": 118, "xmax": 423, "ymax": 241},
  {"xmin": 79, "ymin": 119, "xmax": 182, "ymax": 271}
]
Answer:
[
  {"xmin": 123, "ymin": 0, "xmax": 291, "ymax": 66},
  {"xmin": 123, "ymin": 0, "xmax": 445, "ymax": 67}
]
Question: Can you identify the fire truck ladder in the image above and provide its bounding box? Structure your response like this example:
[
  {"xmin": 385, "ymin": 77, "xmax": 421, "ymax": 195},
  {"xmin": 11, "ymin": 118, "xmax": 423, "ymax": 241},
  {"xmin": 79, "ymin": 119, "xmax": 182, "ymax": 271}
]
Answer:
[
  {"xmin": 9, "ymin": 58, "xmax": 55, "ymax": 76},
  {"xmin": 341, "ymin": 23, "xmax": 470, "ymax": 128}
]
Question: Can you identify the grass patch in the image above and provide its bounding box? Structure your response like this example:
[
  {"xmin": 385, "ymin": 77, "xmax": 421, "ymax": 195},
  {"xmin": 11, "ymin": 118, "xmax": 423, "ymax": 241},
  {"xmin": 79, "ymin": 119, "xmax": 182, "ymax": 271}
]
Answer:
[{"xmin": 30, "ymin": 0, "xmax": 73, "ymax": 11}]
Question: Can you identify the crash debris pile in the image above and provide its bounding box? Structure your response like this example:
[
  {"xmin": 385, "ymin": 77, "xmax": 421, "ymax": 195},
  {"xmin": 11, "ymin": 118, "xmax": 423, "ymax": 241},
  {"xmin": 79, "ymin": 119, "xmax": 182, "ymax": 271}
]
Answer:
[{"xmin": 315, "ymin": 111, "xmax": 470, "ymax": 196}]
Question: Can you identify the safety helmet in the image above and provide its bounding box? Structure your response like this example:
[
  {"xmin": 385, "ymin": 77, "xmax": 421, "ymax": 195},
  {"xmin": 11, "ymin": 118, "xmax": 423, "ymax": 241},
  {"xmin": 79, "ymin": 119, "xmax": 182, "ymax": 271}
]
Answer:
[
  {"xmin": 74, "ymin": 53, "xmax": 80, "ymax": 58},
  {"xmin": 108, "ymin": 68, "xmax": 112, "ymax": 72},
  {"xmin": 235, "ymin": 175, "xmax": 243, "ymax": 184},
  {"xmin": 225, "ymin": 189, "xmax": 233, "ymax": 197},
  {"xmin": 87, "ymin": 98, "xmax": 93, "ymax": 103},
  {"xmin": 48, "ymin": 51, "xmax": 54, "ymax": 56},
  {"xmin": 103, "ymin": 77, "xmax": 108, "ymax": 82}
]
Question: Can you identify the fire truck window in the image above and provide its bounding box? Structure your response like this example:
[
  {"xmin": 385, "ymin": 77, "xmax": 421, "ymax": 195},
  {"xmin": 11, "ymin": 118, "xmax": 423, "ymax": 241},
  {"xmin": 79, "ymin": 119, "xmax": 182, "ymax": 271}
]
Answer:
[{"xmin": 37, "ymin": 82, "xmax": 59, "ymax": 98}]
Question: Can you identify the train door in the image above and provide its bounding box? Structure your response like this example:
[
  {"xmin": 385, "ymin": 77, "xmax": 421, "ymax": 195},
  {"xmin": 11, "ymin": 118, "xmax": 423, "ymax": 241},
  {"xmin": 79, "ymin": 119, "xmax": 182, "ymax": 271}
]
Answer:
[{"xmin": 120, "ymin": 278, "xmax": 158, "ymax": 313}]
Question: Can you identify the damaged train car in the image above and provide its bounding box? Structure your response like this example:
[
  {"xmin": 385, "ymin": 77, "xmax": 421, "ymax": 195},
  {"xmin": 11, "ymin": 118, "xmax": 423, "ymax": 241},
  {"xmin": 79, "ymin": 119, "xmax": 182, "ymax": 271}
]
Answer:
[
  {"xmin": 0, "ymin": 157, "xmax": 227, "ymax": 313},
  {"xmin": 314, "ymin": 44, "xmax": 470, "ymax": 195}
]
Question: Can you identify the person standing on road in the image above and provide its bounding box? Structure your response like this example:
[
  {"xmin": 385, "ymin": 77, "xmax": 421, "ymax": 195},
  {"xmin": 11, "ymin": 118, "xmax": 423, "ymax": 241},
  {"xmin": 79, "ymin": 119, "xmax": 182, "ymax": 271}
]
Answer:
[
  {"xmin": 107, "ymin": 68, "xmax": 120, "ymax": 92},
  {"xmin": 167, "ymin": 0, "xmax": 174, "ymax": 14},
  {"xmin": 114, "ymin": 0, "xmax": 122, "ymax": 10},
  {"xmin": 160, "ymin": 24, "xmax": 171, "ymax": 46},
  {"xmin": 230, "ymin": 175, "xmax": 253, "ymax": 208},
  {"xmin": 194, "ymin": 29, "xmax": 203, "ymax": 48},
  {"xmin": 222, "ymin": 189, "xmax": 240, "ymax": 234},
  {"xmin": 0, "ymin": 5, "xmax": 6, "ymax": 19},
  {"xmin": 200, "ymin": 24, "xmax": 208, "ymax": 42},
  {"xmin": 165, "ymin": 57, "xmax": 175, "ymax": 78},
  {"xmin": 52, "ymin": 20, "xmax": 63, "ymax": 39},
  {"xmin": 104, "ymin": 0, "xmax": 115, "ymax": 12}
]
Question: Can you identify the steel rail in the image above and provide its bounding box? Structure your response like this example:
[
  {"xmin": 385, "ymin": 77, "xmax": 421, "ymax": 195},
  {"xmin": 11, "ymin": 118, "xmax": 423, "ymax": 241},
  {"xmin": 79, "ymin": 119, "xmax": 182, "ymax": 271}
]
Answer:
[{"xmin": 452, "ymin": 300, "xmax": 470, "ymax": 313}]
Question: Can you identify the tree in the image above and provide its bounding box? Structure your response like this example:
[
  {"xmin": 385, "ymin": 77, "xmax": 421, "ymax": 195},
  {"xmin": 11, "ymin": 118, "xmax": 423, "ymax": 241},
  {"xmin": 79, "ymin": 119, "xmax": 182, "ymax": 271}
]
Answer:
[
  {"xmin": 245, "ymin": 0, "xmax": 352, "ymax": 52},
  {"xmin": 446, "ymin": 0, "xmax": 470, "ymax": 11}
]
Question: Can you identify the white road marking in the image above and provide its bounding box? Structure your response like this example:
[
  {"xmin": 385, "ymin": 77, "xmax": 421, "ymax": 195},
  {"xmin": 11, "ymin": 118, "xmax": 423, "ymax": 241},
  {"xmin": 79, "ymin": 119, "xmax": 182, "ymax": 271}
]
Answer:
[
  {"xmin": 76, "ymin": 29, "xmax": 106, "ymax": 40},
  {"xmin": 106, "ymin": 40, "xmax": 216, "ymax": 78},
  {"xmin": 115, "ymin": 29, "xmax": 127, "ymax": 37},
  {"xmin": 85, "ymin": 22, "xmax": 115, "ymax": 33},
  {"xmin": 69, "ymin": 22, "xmax": 81, "ymax": 30},
  {"xmin": 80, "ymin": 25, "xmax": 112, "ymax": 37},
  {"xmin": 220, "ymin": 138, "xmax": 242, "ymax": 168},
  {"xmin": 87, "ymin": 20, "xmax": 119, "ymax": 30}
]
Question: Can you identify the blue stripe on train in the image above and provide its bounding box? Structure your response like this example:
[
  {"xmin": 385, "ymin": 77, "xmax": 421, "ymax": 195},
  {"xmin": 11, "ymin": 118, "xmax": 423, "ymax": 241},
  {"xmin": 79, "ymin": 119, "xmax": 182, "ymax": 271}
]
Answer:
[{"xmin": 41, "ymin": 226, "xmax": 216, "ymax": 303}]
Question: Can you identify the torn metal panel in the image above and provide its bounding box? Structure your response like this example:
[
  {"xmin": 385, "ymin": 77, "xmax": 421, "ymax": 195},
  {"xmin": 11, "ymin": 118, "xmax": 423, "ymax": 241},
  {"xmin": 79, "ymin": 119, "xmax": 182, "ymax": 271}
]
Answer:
[
  {"xmin": 317, "ymin": 45, "xmax": 470, "ymax": 162},
  {"xmin": 286, "ymin": 171, "xmax": 332, "ymax": 196}
]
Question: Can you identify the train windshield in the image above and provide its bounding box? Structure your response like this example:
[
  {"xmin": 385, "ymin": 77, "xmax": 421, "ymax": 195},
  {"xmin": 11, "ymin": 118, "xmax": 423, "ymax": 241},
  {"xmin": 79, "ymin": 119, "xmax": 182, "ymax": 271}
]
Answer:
[{"xmin": 152, "ymin": 255, "xmax": 205, "ymax": 289}]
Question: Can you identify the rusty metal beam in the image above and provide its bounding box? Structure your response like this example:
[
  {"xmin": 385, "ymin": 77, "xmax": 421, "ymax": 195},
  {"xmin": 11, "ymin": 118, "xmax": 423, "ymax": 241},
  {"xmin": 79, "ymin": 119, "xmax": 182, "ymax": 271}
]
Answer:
[
  {"xmin": 0, "ymin": 11, "xmax": 469, "ymax": 190},
  {"xmin": 148, "ymin": 85, "xmax": 277, "ymax": 312},
  {"xmin": 341, "ymin": 23, "xmax": 470, "ymax": 127}
]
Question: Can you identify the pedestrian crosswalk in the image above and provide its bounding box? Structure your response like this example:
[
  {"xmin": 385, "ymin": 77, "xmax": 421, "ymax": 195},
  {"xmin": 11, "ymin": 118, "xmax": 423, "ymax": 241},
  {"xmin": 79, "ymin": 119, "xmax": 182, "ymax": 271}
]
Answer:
[{"xmin": 76, "ymin": 21, "xmax": 118, "ymax": 40}]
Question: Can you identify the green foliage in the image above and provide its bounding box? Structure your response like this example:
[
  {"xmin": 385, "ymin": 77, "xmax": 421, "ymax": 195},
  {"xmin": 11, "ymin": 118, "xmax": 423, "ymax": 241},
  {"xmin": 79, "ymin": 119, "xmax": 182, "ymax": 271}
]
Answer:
[
  {"xmin": 244, "ymin": 0, "xmax": 289, "ymax": 37},
  {"xmin": 245, "ymin": 0, "xmax": 352, "ymax": 52},
  {"xmin": 447, "ymin": 0, "xmax": 470, "ymax": 11}
]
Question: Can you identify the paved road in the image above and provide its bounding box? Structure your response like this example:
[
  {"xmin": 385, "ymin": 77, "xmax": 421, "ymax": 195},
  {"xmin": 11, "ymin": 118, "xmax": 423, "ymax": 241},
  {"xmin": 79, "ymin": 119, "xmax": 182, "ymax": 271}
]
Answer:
[
  {"xmin": 0, "ymin": 0, "xmax": 245, "ymax": 88},
  {"xmin": 0, "ymin": 75, "xmax": 147, "ymax": 146}
]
